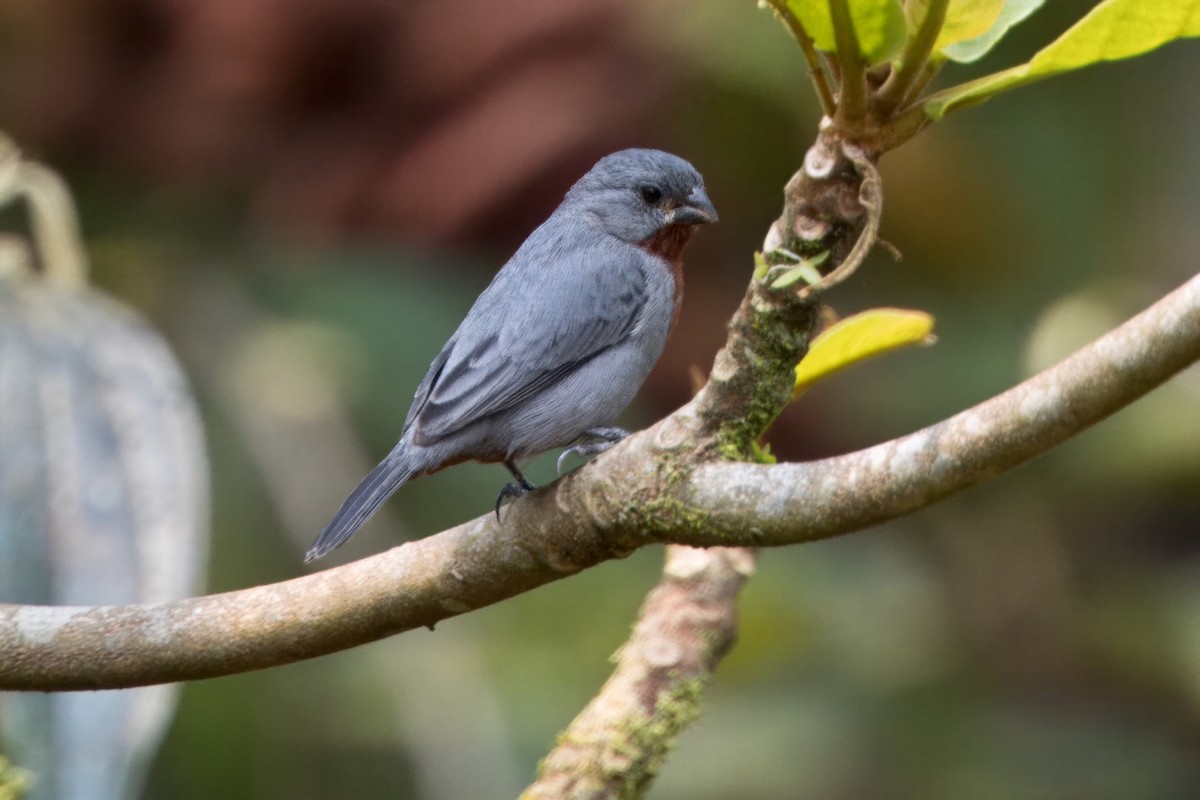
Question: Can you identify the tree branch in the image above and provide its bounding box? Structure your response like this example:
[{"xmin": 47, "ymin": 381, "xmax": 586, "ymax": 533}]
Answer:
[
  {"xmin": 2, "ymin": 270, "xmax": 1197, "ymax": 692},
  {"xmin": 522, "ymin": 546, "xmax": 754, "ymax": 799},
  {"xmin": 685, "ymin": 269, "xmax": 1200, "ymax": 542}
]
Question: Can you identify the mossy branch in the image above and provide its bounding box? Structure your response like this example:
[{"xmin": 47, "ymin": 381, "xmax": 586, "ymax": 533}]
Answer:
[{"xmin": 522, "ymin": 546, "xmax": 754, "ymax": 800}]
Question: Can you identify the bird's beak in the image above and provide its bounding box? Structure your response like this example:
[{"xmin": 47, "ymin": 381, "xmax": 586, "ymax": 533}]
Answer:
[{"xmin": 668, "ymin": 186, "xmax": 718, "ymax": 225}]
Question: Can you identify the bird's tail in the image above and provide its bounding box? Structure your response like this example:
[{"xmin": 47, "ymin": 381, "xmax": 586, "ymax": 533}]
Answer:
[{"xmin": 306, "ymin": 447, "xmax": 417, "ymax": 562}]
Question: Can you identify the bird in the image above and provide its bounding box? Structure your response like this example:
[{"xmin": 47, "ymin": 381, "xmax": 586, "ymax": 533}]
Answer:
[{"xmin": 306, "ymin": 148, "xmax": 717, "ymax": 562}]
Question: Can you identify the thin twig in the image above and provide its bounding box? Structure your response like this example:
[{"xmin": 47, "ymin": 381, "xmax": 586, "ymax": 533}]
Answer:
[
  {"xmin": 899, "ymin": 60, "xmax": 942, "ymax": 110},
  {"xmin": 765, "ymin": 0, "xmax": 837, "ymax": 117}
]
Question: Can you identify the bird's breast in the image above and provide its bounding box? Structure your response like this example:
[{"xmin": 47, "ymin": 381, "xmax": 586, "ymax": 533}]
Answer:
[{"xmin": 638, "ymin": 224, "xmax": 696, "ymax": 330}]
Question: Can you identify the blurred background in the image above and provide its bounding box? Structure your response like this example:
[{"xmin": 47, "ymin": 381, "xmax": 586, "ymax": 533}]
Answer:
[{"xmin": 1, "ymin": 0, "xmax": 1198, "ymax": 797}]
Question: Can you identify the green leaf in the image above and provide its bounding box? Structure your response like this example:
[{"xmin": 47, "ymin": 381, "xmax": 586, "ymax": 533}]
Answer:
[
  {"xmin": 926, "ymin": 0, "xmax": 1200, "ymax": 118},
  {"xmin": 770, "ymin": 261, "xmax": 823, "ymax": 289},
  {"xmin": 753, "ymin": 251, "xmax": 771, "ymax": 281},
  {"xmin": 768, "ymin": 249, "xmax": 829, "ymax": 289},
  {"xmin": 750, "ymin": 440, "xmax": 777, "ymax": 464},
  {"xmin": 908, "ymin": 0, "xmax": 1005, "ymax": 51},
  {"xmin": 1028, "ymin": 0, "xmax": 1200, "ymax": 70},
  {"xmin": 793, "ymin": 308, "xmax": 935, "ymax": 397},
  {"xmin": 786, "ymin": 0, "xmax": 836, "ymax": 51},
  {"xmin": 942, "ymin": 0, "xmax": 1045, "ymax": 63},
  {"xmin": 787, "ymin": 0, "xmax": 907, "ymax": 63}
]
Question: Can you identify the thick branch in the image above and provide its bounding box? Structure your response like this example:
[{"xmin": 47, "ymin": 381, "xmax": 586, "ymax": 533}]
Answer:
[
  {"xmin": 522, "ymin": 546, "xmax": 754, "ymax": 799},
  {"xmin": 684, "ymin": 271, "xmax": 1200, "ymax": 543},
  {"xmin": 2, "ymin": 271, "xmax": 1197, "ymax": 691}
]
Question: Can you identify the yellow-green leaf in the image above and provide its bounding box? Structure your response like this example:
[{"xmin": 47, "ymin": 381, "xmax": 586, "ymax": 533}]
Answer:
[
  {"xmin": 926, "ymin": 0, "xmax": 1200, "ymax": 118},
  {"xmin": 768, "ymin": 249, "xmax": 829, "ymax": 289},
  {"xmin": 793, "ymin": 308, "xmax": 936, "ymax": 397},
  {"xmin": 787, "ymin": 0, "xmax": 907, "ymax": 63},
  {"xmin": 751, "ymin": 440, "xmax": 778, "ymax": 464},
  {"xmin": 786, "ymin": 0, "xmax": 836, "ymax": 50},
  {"xmin": 942, "ymin": 0, "xmax": 1045, "ymax": 63},
  {"xmin": 1029, "ymin": 0, "xmax": 1200, "ymax": 70},
  {"xmin": 753, "ymin": 251, "xmax": 771, "ymax": 280},
  {"xmin": 943, "ymin": 0, "xmax": 1004, "ymax": 48},
  {"xmin": 771, "ymin": 261, "xmax": 823, "ymax": 289},
  {"xmin": 908, "ymin": 0, "xmax": 1005, "ymax": 51}
]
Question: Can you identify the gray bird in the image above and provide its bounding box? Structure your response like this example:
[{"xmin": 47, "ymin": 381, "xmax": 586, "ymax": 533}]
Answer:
[{"xmin": 306, "ymin": 149, "xmax": 716, "ymax": 562}]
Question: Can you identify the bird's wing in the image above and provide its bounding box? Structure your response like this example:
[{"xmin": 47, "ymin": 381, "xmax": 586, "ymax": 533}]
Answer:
[{"xmin": 404, "ymin": 232, "xmax": 650, "ymax": 443}]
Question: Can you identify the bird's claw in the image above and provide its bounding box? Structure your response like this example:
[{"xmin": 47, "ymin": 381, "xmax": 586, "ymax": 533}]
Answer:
[
  {"xmin": 555, "ymin": 427, "xmax": 630, "ymax": 475},
  {"xmin": 494, "ymin": 473, "xmax": 536, "ymax": 521},
  {"xmin": 554, "ymin": 442, "xmax": 608, "ymax": 475}
]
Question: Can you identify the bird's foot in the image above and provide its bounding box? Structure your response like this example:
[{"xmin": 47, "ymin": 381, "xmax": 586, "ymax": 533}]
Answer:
[
  {"xmin": 495, "ymin": 460, "xmax": 537, "ymax": 521},
  {"xmin": 556, "ymin": 427, "xmax": 630, "ymax": 474}
]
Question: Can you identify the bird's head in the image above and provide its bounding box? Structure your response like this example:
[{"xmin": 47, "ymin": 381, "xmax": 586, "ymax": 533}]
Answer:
[{"xmin": 564, "ymin": 149, "xmax": 717, "ymax": 245}]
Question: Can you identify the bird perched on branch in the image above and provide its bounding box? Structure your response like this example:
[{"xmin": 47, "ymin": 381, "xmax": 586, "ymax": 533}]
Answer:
[{"xmin": 306, "ymin": 149, "xmax": 716, "ymax": 562}]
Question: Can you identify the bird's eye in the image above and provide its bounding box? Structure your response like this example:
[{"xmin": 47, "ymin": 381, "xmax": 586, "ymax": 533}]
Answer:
[{"xmin": 639, "ymin": 185, "xmax": 663, "ymax": 205}]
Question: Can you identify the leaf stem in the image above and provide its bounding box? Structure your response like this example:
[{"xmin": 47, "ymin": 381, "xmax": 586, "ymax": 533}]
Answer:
[
  {"xmin": 900, "ymin": 60, "xmax": 942, "ymax": 109},
  {"xmin": 765, "ymin": 0, "xmax": 837, "ymax": 117},
  {"xmin": 879, "ymin": 102, "xmax": 933, "ymax": 151},
  {"xmin": 877, "ymin": 0, "xmax": 949, "ymax": 115},
  {"xmin": 829, "ymin": 0, "xmax": 868, "ymax": 126},
  {"xmin": 921, "ymin": 63, "xmax": 1033, "ymax": 119}
]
